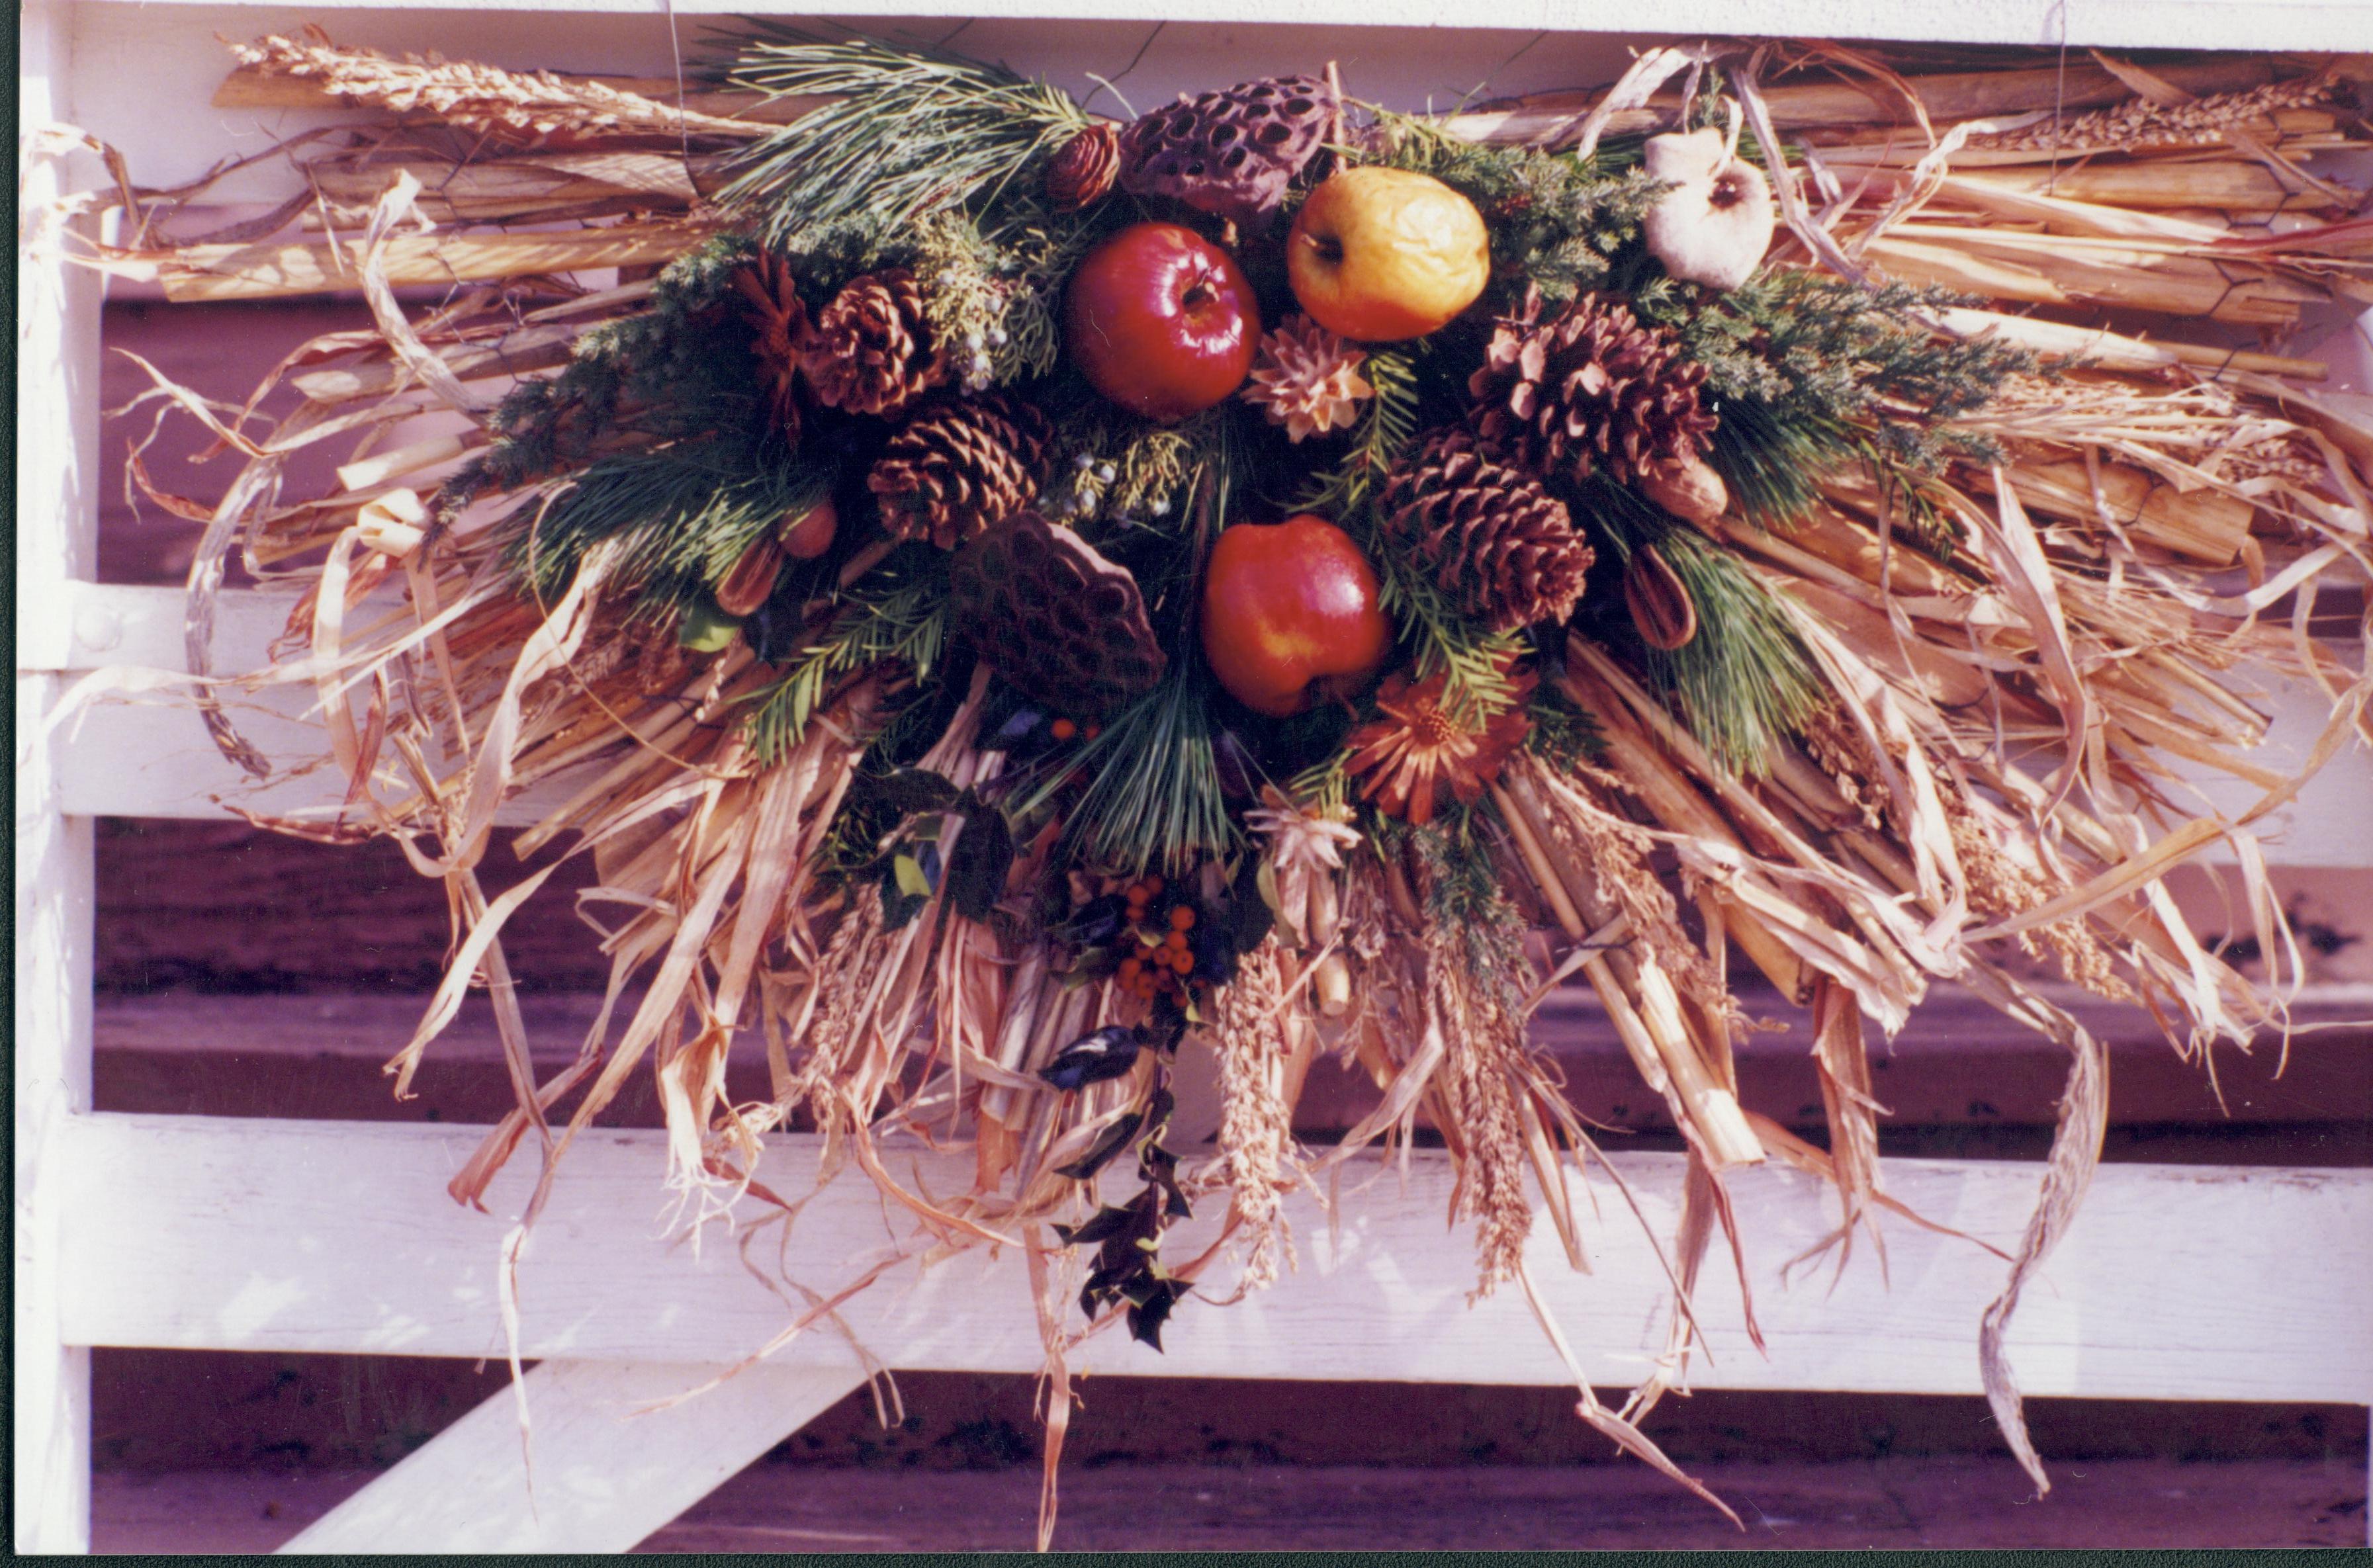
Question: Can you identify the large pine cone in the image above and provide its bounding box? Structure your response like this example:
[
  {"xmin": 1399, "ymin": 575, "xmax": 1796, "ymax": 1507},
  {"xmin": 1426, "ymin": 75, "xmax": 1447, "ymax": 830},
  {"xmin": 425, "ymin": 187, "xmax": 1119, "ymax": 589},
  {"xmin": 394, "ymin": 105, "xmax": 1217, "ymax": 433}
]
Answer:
[
  {"xmin": 801, "ymin": 269, "xmax": 943, "ymax": 418},
  {"xmin": 868, "ymin": 394, "xmax": 1053, "ymax": 549},
  {"xmin": 1120, "ymin": 74, "xmax": 1337, "ymax": 222},
  {"xmin": 1047, "ymin": 122, "xmax": 1122, "ymax": 210},
  {"xmin": 1467, "ymin": 288, "xmax": 1717, "ymax": 488},
  {"xmin": 949, "ymin": 511, "xmax": 1167, "ymax": 719},
  {"xmin": 1383, "ymin": 429, "xmax": 1593, "ymax": 632}
]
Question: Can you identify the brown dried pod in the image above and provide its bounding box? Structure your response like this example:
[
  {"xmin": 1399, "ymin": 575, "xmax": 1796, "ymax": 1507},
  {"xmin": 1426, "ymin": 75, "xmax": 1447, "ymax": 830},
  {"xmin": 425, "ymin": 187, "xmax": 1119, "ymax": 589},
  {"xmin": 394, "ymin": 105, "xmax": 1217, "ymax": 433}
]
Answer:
[
  {"xmin": 1047, "ymin": 121, "xmax": 1122, "ymax": 211},
  {"xmin": 778, "ymin": 494, "xmax": 838, "ymax": 560},
  {"xmin": 801, "ymin": 268, "xmax": 944, "ymax": 418},
  {"xmin": 1119, "ymin": 74, "xmax": 1338, "ymax": 222},
  {"xmin": 1468, "ymin": 286, "xmax": 1717, "ymax": 489},
  {"xmin": 713, "ymin": 533, "xmax": 785, "ymax": 617},
  {"xmin": 1623, "ymin": 544, "xmax": 1698, "ymax": 652},
  {"xmin": 948, "ymin": 511, "xmax": 1167, "ymax": 719},
  {"xmin": 1636, "ymin": 451, "xmax": 1731, "ymax": 535}
]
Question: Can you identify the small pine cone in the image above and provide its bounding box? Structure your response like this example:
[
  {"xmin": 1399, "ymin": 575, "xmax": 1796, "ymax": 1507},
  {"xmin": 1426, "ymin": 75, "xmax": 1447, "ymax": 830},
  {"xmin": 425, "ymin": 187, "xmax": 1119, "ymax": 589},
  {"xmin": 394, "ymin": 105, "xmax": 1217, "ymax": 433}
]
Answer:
[
  {"xmin": 1242, "ymin": 314, "xmax": 1372, "ymax": 442},
  {"xmin": 1466, "ymin": 287, "xmax": 1717, "ymax": 488},
  {"xmin": 801, "ymin": 269, "xmax": 944, "ymax": 418},
  {"xmin": 731, "ymin": 251, "xmax": 807, "ymax": 441},
  {"xmin": 1382, "ymin": 429, "xmax": 1592, "ymax": 632},
  {"xmin": 868, "ymin": 394, "xmax": 1053, "ymax": 549},
  {"xmin": 1120, "ymin": 74, "xmax": 1338, "ymax": 222},
  {"xmin": 1047, "ymin": 122, "xmax": 1122, "ymax": 210}
]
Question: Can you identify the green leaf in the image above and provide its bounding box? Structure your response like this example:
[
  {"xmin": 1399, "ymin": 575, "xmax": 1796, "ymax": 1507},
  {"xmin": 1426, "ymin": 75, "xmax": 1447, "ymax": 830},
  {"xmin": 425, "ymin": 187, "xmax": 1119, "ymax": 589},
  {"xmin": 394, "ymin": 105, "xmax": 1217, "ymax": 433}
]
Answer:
[
  {"xmin": 893, "ymin": 853, "xmax": 932, "ymax": 900},
  {"xmin": 678, "ymin": 597, "xmax": 742, "ymax": 652}
]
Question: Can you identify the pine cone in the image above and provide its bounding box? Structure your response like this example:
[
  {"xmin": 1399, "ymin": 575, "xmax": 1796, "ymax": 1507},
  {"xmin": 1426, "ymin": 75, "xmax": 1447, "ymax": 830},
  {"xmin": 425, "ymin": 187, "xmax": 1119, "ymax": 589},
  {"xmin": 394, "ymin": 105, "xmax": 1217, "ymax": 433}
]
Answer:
[
  {"xmin": 1120, "ymin": 74, "xmax": 1337, "ymax": 222},
  {"xmin": 732, "ymin": 251, "xmax": 807, "ymax": 441},
  {"xmin": 1466, "ymin": 287, "xmax": 1717, "ymax": 488},
  {"xmin": 1047, "ymin": 122, "xmax": 1122, "ymax": 210},
  {"xmin": 1382, "ymin": 429, "xmax": 1592, "ymax": 632},
  {"xmin": 868, "ymin": 394, "xmax": 1053, "ymax": 549},
  {"xmin": 1242, "ymin": 314, "xmax": 1372, "ymax": 442},
  {"xmin": 949, "ymin": 511, "xmax": 1167, "ymax": 719},
  {"xmin": 801, "ymin": 269, "xmax": 943, "ymax": 418}
]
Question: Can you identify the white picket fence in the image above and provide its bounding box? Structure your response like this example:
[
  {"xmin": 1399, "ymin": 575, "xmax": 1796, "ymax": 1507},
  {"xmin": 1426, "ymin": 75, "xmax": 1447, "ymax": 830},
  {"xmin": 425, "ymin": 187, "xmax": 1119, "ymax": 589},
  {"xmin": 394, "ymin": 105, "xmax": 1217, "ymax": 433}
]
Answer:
[{"xmin": 17, "ymin": 0, "xmax": 2373, "ymax": 1551}]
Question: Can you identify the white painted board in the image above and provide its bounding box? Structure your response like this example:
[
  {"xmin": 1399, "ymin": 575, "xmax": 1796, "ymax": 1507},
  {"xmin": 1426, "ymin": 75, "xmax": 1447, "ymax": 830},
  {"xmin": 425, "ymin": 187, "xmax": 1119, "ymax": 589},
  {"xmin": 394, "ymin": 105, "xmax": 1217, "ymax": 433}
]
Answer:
[
  {"xmin": 275, "ymin": 1358, "xmax": 870, "ymax": 1553},
  {"xmin": 62, "ymin": 0, "xmax": 2373, "ymax": 56},
  {"xmin": 56, "ymin": 1113, "xmax": 2373, "ymax": 1404}
]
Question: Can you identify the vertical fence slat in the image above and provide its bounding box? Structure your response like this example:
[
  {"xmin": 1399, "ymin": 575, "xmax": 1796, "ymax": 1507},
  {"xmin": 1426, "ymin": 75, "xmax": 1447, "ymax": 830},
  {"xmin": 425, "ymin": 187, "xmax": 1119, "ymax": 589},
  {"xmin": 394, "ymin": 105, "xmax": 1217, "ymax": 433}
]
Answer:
[{"xmin": 16, "ymin": 0, "xmax": 103, "ymax": 1550}]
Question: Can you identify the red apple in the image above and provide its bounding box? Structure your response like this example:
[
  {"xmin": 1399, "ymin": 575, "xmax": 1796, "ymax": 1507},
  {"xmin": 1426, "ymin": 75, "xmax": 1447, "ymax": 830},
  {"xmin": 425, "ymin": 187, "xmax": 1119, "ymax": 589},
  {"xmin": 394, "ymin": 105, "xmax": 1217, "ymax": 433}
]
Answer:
[
  {"xmin": 1065, "ymin": 222, "xmax": 1259, "ymax": 422},
  {"xmin": 1200, "ymin": 516, "xmax": 1392, "ymax": 718}
]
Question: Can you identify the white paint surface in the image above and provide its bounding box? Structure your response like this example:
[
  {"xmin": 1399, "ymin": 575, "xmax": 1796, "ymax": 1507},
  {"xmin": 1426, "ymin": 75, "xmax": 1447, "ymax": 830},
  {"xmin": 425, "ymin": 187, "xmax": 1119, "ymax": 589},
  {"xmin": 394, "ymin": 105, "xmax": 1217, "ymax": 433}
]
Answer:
[
  {"xmin": 58, "ymin": 1115, "xmax": 2373, "ymax": 1405},
  {"xmin": 63, "ymin": 0, "xmax": 2373, "ymax": 54},
  {"xmin": 275, "ymin": 1359, "xmax": 870, "ymax": 1552}
]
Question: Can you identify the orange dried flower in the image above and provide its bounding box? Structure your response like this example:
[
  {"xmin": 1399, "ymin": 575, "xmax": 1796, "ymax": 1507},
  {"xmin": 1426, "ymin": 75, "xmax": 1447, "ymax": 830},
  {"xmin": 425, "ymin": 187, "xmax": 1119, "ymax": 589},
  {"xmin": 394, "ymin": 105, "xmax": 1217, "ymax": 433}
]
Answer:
[{"xmin": 1345, "ymin": 663, "xmax": 1535, "ymax": 826}]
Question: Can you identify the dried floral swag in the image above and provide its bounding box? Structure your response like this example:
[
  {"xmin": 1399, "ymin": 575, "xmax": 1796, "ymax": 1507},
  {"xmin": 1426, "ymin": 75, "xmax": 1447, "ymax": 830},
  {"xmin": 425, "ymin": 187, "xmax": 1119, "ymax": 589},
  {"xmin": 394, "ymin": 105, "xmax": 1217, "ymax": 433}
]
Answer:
[{"xmin": 60, "ymin": 24, "xmax": 2373, "ymax": 1544}]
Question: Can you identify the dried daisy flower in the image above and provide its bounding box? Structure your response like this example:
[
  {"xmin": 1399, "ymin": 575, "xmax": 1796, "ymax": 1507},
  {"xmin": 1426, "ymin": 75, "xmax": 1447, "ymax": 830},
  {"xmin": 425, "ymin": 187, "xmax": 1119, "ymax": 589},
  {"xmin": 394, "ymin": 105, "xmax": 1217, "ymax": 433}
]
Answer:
[
  {"xmin": 1241, "ymin": 315, "xmax": 1373, "ymax": 442},
  {"xmin": 1346, "ymin": 664, "xmax": 1535, "ymax": 826},
  {"xmin": 1245, "ymin": 784, "xmax": 1361, "ymax": 946}
]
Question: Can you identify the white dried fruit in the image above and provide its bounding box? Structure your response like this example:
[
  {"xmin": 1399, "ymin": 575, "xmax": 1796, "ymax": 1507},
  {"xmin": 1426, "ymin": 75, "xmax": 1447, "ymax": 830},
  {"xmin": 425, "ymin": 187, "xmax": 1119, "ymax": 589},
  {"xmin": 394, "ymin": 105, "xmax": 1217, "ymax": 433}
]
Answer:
[{"xmin": 1642, "ymin": 126, "xmax": 1775, "ymax": 293}]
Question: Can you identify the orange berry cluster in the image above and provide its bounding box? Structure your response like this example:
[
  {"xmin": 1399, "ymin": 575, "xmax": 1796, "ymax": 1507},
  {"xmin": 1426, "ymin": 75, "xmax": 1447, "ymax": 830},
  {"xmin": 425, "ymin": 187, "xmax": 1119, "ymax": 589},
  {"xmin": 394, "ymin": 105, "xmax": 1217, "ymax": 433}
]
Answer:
[
  {"xmin": 1047, "ymin": 717, "xmax": 1104, "ymax": 744},
  {"xmin": 1112, "ymin": 875, "xmax": 1201, "ymax": 1002}
]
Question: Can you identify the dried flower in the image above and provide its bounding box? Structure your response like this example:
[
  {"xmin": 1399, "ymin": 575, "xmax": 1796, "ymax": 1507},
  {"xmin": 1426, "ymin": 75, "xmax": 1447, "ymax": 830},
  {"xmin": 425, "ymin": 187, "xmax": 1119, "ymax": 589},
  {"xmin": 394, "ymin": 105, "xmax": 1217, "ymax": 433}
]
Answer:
[
  {"xmin": 732, "ymin": 251, "xmax": 807, "ymax": 441},
  {"xmin": 1241, "ymin": 315, "xmax": 1373, "ymax": 442},
  {"xmin": 1245, "ymin": 784, "xmax": 1360, "ymax": 945},
  {"xmin": 1346, "ymin": 666, "xmax": 1535, "ymax": 826}
]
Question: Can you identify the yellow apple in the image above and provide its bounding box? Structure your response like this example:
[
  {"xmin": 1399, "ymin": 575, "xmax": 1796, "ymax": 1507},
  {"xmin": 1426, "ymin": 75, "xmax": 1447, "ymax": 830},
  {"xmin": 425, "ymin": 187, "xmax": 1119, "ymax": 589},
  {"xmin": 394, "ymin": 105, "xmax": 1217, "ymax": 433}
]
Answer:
[{"xmin": 1286, "ymin": 167, "xmax": 1490, "ymax": 342}]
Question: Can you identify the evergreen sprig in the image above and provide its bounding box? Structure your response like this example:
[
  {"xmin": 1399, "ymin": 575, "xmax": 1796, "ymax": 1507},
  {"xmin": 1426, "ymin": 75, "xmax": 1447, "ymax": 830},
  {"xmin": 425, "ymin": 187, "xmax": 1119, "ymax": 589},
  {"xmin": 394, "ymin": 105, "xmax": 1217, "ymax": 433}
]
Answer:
[
  {"xmin": 1582, "ymin": 481, "xmax": 1822, "ymax": 773},
  {"xmin": 744, "ymin": 559, "xmax": 950, "ymax": 764},
  {"xmin": 502, "ymin": 440, "xmax": 828, "ymax": 627},
  {"xmin": 1295, "ymin": 348, "xmax": 1421, "ymax": 519},
  {"xmin": 1043, "ymin": 655, "xmax": 1237, "ymax": 878},
  {"xmin": 448, "ymin": 234, "xmax": 763, "ymax": 517},
  {"xmin": 717, "ymin": 29, "xmax": 1091, "ymax": 249},
  {"xmin": 1648, "ymin": 268, "xmax": 2033, "ymax": 527}
]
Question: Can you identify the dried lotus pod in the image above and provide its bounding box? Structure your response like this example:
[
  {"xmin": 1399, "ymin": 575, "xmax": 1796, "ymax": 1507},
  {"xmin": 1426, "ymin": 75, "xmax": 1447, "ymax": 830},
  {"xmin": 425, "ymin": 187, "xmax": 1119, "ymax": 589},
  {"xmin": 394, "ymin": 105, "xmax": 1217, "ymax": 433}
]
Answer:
[
  {"xmin": 948, "ymin": 511, "xmax": 1167, "ymax": 719},
  {"xmin": 1119, "ymin": 74, "xmax": 1338, "ymax": 222}
]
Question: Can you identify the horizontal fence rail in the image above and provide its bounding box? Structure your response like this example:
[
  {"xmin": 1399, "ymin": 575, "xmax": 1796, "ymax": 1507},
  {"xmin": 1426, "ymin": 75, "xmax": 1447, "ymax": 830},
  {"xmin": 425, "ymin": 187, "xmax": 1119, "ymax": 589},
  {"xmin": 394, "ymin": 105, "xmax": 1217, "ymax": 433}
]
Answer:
[{"xmin": 58, "ymin": 1113, "xmax": 2373, "ymax": 1403}]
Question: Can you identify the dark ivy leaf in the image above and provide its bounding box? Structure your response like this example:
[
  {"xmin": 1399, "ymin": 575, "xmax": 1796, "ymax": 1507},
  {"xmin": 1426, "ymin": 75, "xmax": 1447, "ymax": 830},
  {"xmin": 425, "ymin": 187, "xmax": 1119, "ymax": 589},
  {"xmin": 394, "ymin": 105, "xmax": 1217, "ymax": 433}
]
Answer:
[
  {"xmin": 850, "ymin": 767, "xmax": 962, "ymax": 820},
  {"xmin": 1227, "ymin": 855, "xmax": 1276, "ymax": 957},
  {"xmin": 1140, "ymin": 996, "xmax": 1190, "ymax": 1055},
  {"xmin": 1052, "ymin": 892, "xmax": 1128, "ymax": 948},
  {"xmin": 1052, "ymin": 1203, "xmax": 1138, "ymax": 1248},
  {"xmin": 1038, "ymin": 1025, "xmax": 1143, "ymax": 1092},
  {"xmin": 1126, "ymin": 1280, "xmax": 1186, "ymax": 1350},
  {"xmin": 1054, "ymin": 1111, "xmax": 1145, "ymax": 1182},
  {"xmin": 943, "ymin": 789, "xmax": 1015, "ymax": 922}
]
